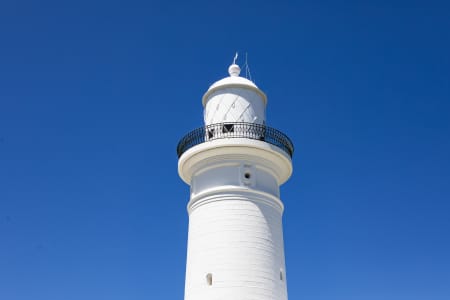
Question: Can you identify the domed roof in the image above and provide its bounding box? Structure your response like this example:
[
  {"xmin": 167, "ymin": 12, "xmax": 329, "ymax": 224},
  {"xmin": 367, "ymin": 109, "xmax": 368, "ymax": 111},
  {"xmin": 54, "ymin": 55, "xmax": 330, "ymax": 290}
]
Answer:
[{"xmin": 202, "ymin": 63, "xmax": 267, "ymax": 106}]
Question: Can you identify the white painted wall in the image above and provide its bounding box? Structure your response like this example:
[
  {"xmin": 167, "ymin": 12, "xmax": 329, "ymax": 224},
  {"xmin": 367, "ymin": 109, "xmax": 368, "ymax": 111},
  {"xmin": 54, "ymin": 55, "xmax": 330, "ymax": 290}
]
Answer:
[
  {"xmin": 184, "ymin": 189, "xmax": 287, "ymax": 300},
  {"xmin": 191, "ymin": 163, "xmax": 279, "ymax": 199},
  {"xmin": 184, "ymin": 152, "xmax": 288, "ymax": 300}
]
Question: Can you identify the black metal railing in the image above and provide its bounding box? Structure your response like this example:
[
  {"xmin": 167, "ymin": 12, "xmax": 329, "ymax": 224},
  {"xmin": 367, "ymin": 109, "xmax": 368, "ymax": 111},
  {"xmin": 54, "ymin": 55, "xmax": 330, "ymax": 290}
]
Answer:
[{"xmin": 177, "ymin": 122, "xmax": 294, "ymax": 158}]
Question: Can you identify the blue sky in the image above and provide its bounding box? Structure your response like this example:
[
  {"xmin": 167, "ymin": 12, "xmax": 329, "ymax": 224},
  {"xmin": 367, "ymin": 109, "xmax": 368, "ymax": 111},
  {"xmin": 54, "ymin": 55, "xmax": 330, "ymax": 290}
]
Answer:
[{"xmin": 1, "ymin": 0, "xmax": 449, "ymax": 299}]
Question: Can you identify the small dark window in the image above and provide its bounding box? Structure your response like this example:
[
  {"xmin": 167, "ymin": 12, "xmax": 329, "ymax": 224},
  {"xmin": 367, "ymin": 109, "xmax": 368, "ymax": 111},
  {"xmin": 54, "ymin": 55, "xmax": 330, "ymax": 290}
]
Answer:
[
  {"xmin": 244, "ymin": 172, "xmax": 251, "ymax": 179},
  {"xmin": 280, "ymin": 269, "xmax": 284, "ymax": 281},
  {"xmin": 222, "ymin": 124, "xmax": 234, "ymax": 133},
  {"xmin": 206, "ymin": 273, "xmax": 213, "ymax": 286},
  {"xmin": 208, "ymin": 129, "xmax": 215, "ymax": 139}
]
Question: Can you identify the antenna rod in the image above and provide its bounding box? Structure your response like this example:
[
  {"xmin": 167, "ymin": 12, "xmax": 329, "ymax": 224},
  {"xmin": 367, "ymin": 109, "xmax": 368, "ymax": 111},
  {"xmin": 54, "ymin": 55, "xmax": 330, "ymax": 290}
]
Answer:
[
  {"xmin": 244, "ymin": 52, "xmax": 252, "ymax": 81},
  {"xmin": 233, "ymin": 52, "xmax": 238, "ymax": 65}
]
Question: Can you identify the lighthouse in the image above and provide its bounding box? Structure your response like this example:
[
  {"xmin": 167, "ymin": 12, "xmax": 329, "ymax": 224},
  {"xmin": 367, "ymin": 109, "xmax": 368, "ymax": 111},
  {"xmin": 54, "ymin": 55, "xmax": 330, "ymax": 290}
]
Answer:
[{"xmin": 177, "ymin": 58, "xmax": 294, "ymax": 300}]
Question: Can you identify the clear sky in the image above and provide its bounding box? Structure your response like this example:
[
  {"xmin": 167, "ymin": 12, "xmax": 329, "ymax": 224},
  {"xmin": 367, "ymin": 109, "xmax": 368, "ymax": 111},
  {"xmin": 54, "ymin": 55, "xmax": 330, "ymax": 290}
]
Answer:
[{"xmin": 1, "ymin": 1, "xmax": 449, "ymax": 299}]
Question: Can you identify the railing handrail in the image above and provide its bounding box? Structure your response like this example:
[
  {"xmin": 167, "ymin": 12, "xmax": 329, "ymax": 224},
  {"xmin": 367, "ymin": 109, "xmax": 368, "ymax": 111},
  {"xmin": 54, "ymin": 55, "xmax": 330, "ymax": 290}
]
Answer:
[{"xmin": 177, "ymin": 122, "xmax": 294, "ymax": 158}]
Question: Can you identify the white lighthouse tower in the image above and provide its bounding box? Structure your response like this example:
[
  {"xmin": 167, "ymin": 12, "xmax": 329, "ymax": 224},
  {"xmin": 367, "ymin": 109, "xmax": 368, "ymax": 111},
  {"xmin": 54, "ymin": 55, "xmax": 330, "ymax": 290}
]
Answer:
[{"xmin": 177, "ymin": 58, "xmax": 294, "ymax": 300}]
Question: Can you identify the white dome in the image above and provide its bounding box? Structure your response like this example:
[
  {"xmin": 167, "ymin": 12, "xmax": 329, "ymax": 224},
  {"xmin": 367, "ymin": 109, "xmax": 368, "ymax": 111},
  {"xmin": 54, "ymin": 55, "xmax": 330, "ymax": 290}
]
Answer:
[
  {"xmin": 208, "ymin": 75, "xmax": 258, "ymax": 90},
  {"xmin": 202, "ymin": 64, "xmax": 267, "ymax": 106}
]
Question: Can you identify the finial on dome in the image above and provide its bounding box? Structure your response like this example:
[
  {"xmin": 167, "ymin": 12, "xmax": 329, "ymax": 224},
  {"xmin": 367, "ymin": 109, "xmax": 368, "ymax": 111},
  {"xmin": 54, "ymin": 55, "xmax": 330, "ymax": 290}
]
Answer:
[
  {"xmin": 228, "ymin": 64, "xmax": 241, "ymax": 77},
  {"xmin": 228, "ymin": 52, "xmax": 241, "ymax": 77}
]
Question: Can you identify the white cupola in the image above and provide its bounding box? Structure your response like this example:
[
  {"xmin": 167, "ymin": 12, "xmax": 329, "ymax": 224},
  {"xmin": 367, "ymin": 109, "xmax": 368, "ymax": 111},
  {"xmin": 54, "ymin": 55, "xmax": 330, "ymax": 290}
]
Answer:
[{"xmin": 202, "ymin": 62, "xmax": 267, "ymax": 126}]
